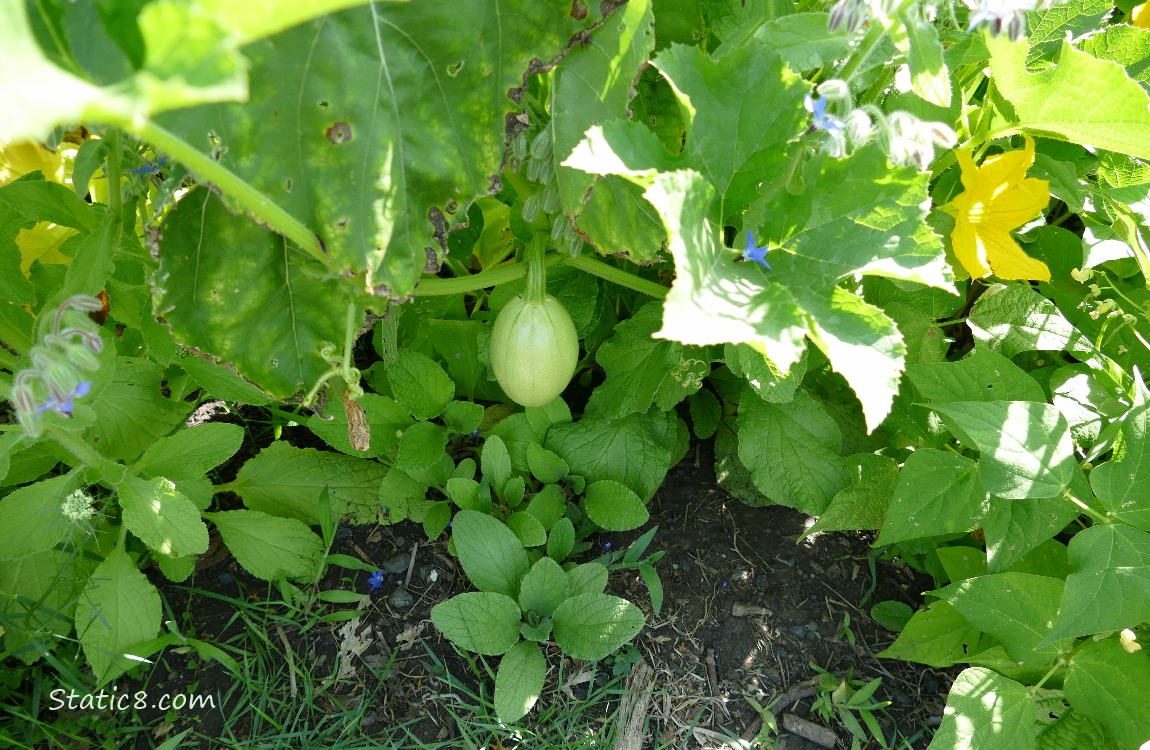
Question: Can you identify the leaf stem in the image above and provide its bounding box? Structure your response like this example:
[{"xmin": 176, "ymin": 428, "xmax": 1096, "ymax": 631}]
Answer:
[
  {"xmin": 107, "ymin": 128, "xmax": 122, "ymax": 218},
  {"xmin": 125, "ymin": 119, "xmax": 327, "ymax": 265},
  {"xmin": 44, "ymin": 424, "xmax": 122, "ymax": 481},
  {"xmin": 412, "ymin": 253, "xmax": 669, "ymax": 299},
  {"xmin": 563, "ymin": 254, "xmax": 668, "ymax": 299},
  {"xmin": 414, "ymin": 255, "xmax": 564, "ymax": 296},
  {"xmin": 1062, "ymin": 488, "xmax": 1110, "ymax": 525},
  {"xmin": 341, "ymin": 302, "xmax": 356, "ymax": 382}
]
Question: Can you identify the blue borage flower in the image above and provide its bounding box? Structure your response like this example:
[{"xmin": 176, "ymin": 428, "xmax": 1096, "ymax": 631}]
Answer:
[
  {"xmin": 367, "ymin": 570, "xmax": 385, "ymax": 591},
  {"xmin": 804, "ymin": 95, "xmax": 847, "ymax": 155},
  {"xmin": 741, "ymin": 231, "xmax": 772, "ymax": 269},
  {"xmin": 34, "ymin": 380, "xmax": 92, "ymax": 417},
  {"xmin": 126, "ymin": 155, "xmax": 168, "ymax": 176}
]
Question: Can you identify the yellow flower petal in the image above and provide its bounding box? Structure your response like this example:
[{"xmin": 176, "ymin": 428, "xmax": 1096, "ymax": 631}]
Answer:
[
  {"xmin": 979, "ymin": 226, "xmax": 1051, "ymax": 281},
  {"xmin": 0, "ymin": 141, "xmax": 69, "ymax": 186},
  {"xmin": 984, "ymin": 176, "xmax": 1050, "ymax": 229},
  {"xmin": 1132, "ymin": 1, "xmax": 1150, "ymax": 28},
  {"xmin": 973, "ymin": 136, "xmax": 1037, "ymax": 199},
  {"xmin": 17, "ymin": 223, "xmax": 77, "ymax": 274},
  {"xmin": 947, "ymin": 135, "xmax": 1051, "ymax": 281},
  {"xmin": 951, "ymin": 217, "xmax": 992, "ymax": 279}
]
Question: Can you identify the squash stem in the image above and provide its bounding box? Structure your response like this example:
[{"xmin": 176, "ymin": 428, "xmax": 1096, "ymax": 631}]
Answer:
[{"xmin": 525, "ymin": 235, "xmax": 548, "ymax": 305}]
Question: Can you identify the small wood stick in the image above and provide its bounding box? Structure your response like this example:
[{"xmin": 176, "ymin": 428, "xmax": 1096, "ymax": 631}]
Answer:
[
  {"xmin": 782, "ymin": 713, "xmax": 838, "ymax": 749},
  {"xmin": 705, "ymin": 648, "xmax": 731, "ymax": 719},
  {"xmin": 404, "ymin": 541, "xmax": 419, "ymax": 587}
]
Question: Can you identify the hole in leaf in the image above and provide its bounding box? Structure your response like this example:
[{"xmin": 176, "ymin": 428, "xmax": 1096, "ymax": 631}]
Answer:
[{"xmin": 326, "ymin": 122, "xmax": 352, "ymax": 144}]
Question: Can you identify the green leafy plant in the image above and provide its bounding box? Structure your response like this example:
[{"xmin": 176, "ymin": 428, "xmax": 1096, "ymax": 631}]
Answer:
[
  {"xmin": 431, "ymin": 510, "xmax": 644, "ymax": 723},
  {"xmin": 811, "ymin": 665, "xmax": 892, "ymax": 750}
]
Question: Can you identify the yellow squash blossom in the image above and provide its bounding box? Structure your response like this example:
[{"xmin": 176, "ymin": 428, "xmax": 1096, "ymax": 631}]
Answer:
[
  {"xmin": 1132, "ymin": 1, "xmax": 1150, "ymax": 28},
  {"xmin": 949, "ymin": 135, "xmax": 1051, "ymax": 281},
  {"xmin": 0, "ymin": 141, "xmax": 78, "ymax": 274}
]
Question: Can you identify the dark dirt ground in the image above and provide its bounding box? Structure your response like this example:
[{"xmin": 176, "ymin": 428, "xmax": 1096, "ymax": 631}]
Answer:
[{"xmin": 96, "ymin": 437, "xmax": 951, "ymax": 750}]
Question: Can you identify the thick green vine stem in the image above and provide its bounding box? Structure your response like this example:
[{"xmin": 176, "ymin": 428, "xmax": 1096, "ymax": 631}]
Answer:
[
  {"xmin": 563, "ymin": 254, "xmax": 668, "ymax": 299},
  {"xmin": 413, "ymin": 253, "xmax": 667, "ymax": 300},
  {"xmin": 525, "ymin": 236, "xmax": 548, "ymax": 305},
  {"xmin": 126, "ymin": 119, "xmax": 327, "ymax": 265},
  {"xmin": 106, "ymin": 128, "xmax": 122, "ymax": 217}
]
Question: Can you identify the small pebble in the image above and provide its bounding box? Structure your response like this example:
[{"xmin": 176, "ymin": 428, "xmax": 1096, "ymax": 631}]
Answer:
[
  {"xmin": 388, "ymin": 587, "xmax": 414, "ymax": 609},
  {"xmin": 217, "ymin": 572, "xmax": 234, "ymax": 585},
  {"xmin": 335, "ymin": 527, "xmax": 353, "ymax": 541},
  {"xmin": 380, "ymin": 554, "xmax": 408, "ymax": 574}
]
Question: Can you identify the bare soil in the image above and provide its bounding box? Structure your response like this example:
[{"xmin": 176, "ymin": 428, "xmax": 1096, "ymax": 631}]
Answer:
[{"xmin": 96, "ymin": 438, "xmax": 950, "ymax": 750}]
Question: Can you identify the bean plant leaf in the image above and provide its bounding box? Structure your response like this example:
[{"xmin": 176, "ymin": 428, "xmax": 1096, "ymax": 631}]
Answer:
[
  {"xmin": 878, "ymin": 449, "xmax": 989, "ymax": 545},
  {"xmin": 736, "ymin": 389, "xmax": 849, "ymax": 515},
  {"xmin": 967, "ymin": 284, "xmax": 1098, "ymax": 362},
  {"xmin": 154, "ymin": 188, "xmax": 356, "ymax": 399},
  {"xmin": 983, "ymin": 494, "xmax": 1082, "ymax": 573},
  {"xmin": 927, "ymin": 668, "xmax": 1035, "ymax": 750},
  {"xmin": 451, "ymin": 510, "xmax": 530, "ymax": 599},
  {"xmin": 1046, "ymin": 524, "xmax": 1150, "ymax": 641},
  {"xmin": 204, "ymin": 510, "xmax": 324, "ymax": 581},
  {"xmin": 118, "ymin": 476, "xmax": 210, "ymax": 558},
  {"xmin": 878, "ymin": 600, "xmax": 983, "ymax": 668},
  {"xmin": 806, "ymin": 454, "xmax": 900, "ymax": 536},
  {"xmin": 74, "ymin": 548, "xmax": 162, "ymax": 684},
  {"xmin": 430, "ymin": 592, "xmax": 521, "ymax": 656},
  {"xmin": 907, "ymin": 347, "xmax": 1046, "ymax": 405},
  {"xmin": 1063, "ymin": 639, "xmax": 1150, "ymax": 750},
  {"xmin": 552, "ymin": 592, "xmax": 644, "ymax": 662},
  {"xmin": 932, "ymin": 401, "xmax": 1076, "ymax": 500},
  {"xmin": 494, "ymin": 640, "xmax": 547, "ymax": 724},
  {"xmin": 1035, "ymin": 708, "xmax": 1114, "ymax": 750},
  {"xmin": 988, "ymin": 36, "xmax": 1150, "ymax": 160},
  {"xmin": 939, "ymin": 573, "xmax": 1070, "ymax": 668},
  {"xmin": 159, "ymin": 2, "xmax": 603, "ymax": 295},
  {"xmin": 229, "ymin": 441, "xmax": 387, "ymax": 525},
  {"xmin": 1090, "ymin": 380, "xmax": 1150, "ymax": 529}
]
